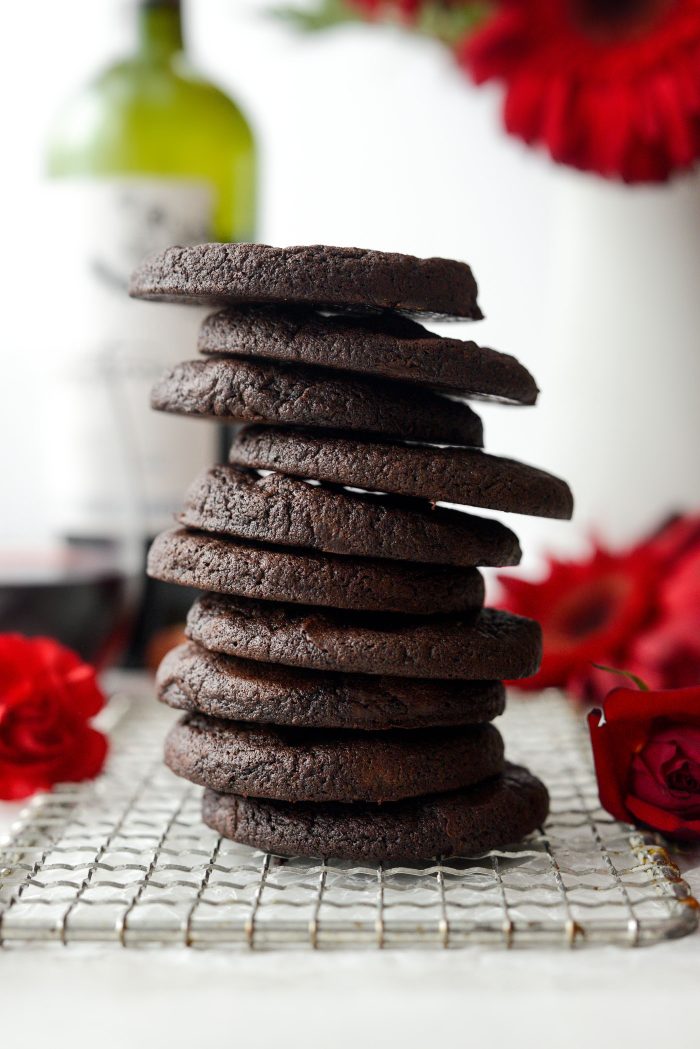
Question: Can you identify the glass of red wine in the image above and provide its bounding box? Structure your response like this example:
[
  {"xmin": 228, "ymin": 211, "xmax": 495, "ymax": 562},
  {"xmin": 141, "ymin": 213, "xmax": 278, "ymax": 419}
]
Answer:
[
  {"xmin": 0, "ymin": 543, "xmax": 140, "ymax": 668},
  {"xmin": 2, "ymin": 353, "xmax": 143, "ymax": 668}
]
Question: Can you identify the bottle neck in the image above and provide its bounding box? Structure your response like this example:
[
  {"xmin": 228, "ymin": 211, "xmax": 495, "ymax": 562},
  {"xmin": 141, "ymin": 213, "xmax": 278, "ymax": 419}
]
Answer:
[{"xmin": 136, "ymin": 1, "xmax": 184, "ymax": 62}]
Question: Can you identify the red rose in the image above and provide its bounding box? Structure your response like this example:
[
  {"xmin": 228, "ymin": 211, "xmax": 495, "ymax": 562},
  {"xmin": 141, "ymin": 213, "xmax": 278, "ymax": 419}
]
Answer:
[
  {"xmin": 0, "ymin": 634, "xmax": 108, "ymax": 801},
  {"xmin": 588, "ymin": 686, "xmax": 700, "ymax": 840}
]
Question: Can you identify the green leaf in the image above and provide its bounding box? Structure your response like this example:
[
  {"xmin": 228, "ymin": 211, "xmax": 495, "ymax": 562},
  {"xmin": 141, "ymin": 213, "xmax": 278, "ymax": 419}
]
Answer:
[
  {"xmin": 416, "ymin": 2, "xmax": 491, "ymax": 45},
  {"xmin": 591, "ymin": 664, "xmax": 650, "ymax": 691},
  {"xmin": 270, "ymin": 0, "xmax": 362, "ymax": 31},
  {"xmin": 271, "ymin": 1, "xmax": 491, "ymax": 41}
]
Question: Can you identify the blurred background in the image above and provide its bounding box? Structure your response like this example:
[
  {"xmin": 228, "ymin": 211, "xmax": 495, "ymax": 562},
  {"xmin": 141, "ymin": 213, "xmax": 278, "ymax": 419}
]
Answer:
[{"xmin": 2, "ymin": 0, "xmax": 699, "ymax": 683}]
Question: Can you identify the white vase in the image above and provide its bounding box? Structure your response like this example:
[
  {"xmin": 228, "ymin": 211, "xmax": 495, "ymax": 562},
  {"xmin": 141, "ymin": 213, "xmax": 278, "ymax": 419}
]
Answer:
[{"xmin": 536, "ymin": 169, "xmax": 700, "ymax": 554}]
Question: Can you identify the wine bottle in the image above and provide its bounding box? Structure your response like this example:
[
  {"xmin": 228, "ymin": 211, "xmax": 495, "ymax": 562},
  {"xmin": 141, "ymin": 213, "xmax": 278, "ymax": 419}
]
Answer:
[{"xmin": 44, "ymin": 0, "xmax": 256, "ymax": 666}]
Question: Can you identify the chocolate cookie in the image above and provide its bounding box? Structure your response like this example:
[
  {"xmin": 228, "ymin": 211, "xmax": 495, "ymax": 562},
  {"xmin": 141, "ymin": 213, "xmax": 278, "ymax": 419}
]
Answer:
[
  {"xmin": 151, "ymin": 358, "xmax": 483, "ymax": 447},
  {"xmin": 186, "ymin": 594, "xmax": 542, "ymax": 680},
  {"xmin": 157, "ymin": 642, "xmax": 506, "ymax": 730},
  {"xmin": 198, "ymin": 307, "xmax": 538, "ymax": 404},
  {"xmin": 165, "ymin": 713, "xmax": 504, "ymax": 803},
  {"xmin": 178, "ymin": 466, "xmax": 520, "ymax": 567},
  {"xmin": 230, "ymin": 427, "xmax": 574, "ymax": 520},
  {"xmin": 202, "ymin": 763, "xmax": 549, "ymax": 861},
  {"xmin": 129, "ymin": 244, "xmax": 483, "ymax": 319},
  {"xmin": 148, "ymin": 529, "xmax": 485, "ymax": 614}
]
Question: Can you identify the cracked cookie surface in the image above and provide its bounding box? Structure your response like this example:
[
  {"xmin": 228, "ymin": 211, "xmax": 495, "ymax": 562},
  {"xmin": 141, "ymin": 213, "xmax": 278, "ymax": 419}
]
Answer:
[
  {"xmin": 230, "ymin": 426, "xmax": 574, "ymax": 519},
  {"xmin": 152, "ymin": 357, "xmax": 484, "ymax": 446},
  {"xmin": 157, "ymin": 642, "xmax": 506, "ymax": 730},
  {"xmin": 178, "ymin": 465, "xmax": 519, "ymax": 566},
  {"xmin": 148, "ymin": 528, "xmax": 485, "ymax": 614},
  {"xmin": 202, "ymin": 763, "xmax": 550, "ymax": 861},
  {"xmin": 130, "ymin": 243, "xmax": 483, "ymax": 319},
  {"xmin": 165, "ymin": 712, "xmax": 504, "ymax": 803},
  {"xmin": 186, "ymin": 594, "xmax": 542, "ymax": 680},
  {"xmin": 198, "ymin": 306, "xmax": 537, "ymax": 403}
]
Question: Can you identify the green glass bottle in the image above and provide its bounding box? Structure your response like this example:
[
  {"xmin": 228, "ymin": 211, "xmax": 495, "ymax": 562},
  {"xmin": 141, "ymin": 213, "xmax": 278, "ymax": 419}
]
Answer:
[
  {"xmin": 44, "ymin": 0, "xmax": 256, "ymax": 664},
  {"xmin": 48, "ymin": 0, "xmax": 255, "ymax": 239}
]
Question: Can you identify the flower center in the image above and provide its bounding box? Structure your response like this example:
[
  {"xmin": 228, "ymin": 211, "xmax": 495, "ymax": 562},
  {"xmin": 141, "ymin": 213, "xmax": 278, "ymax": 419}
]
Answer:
[
  {"xmin": 552, "ymin": 574, "xmax": 629, "ymax": 641},
  {"xmin": 667, "ymin": 766, "xmax": 700, "ymax": 794},
  {"xmin": 570, "ymin": 0, "xmax": 676, "ymax": 40},
  {"xmin": 561, "ymin": 593, "xmax": 614, "ymax": 638}
]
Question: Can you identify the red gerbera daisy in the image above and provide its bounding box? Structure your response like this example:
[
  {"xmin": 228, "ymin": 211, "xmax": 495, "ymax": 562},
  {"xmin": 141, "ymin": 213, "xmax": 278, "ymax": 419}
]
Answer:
[
  {"xmin": 629, "ymin": 519, "xmax": 700, "ymax": 689},
  {"xmin": 498, "ymin": 543, "xmax": 661, "ymax": 692},
  {"xmin": 459, "ymin": 0, "xmax": 700, "ymax": 182}
]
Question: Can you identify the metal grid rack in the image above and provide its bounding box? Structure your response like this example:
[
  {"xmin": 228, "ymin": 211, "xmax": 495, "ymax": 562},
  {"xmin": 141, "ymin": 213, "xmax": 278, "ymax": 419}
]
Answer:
[{"xmin": 0, "ymin": 687, "xmax": 697, "ymax": 950}]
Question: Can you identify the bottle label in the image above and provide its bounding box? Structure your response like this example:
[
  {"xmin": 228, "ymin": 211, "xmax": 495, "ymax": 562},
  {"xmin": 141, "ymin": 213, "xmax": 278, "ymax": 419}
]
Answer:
[{"xmin": 43, "ymin": 177, "xmax": 216, "ymax": 538}]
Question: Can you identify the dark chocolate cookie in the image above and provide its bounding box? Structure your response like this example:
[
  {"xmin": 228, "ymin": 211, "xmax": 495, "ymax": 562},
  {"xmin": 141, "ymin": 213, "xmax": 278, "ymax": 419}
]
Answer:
[
  {"xmin": 178, "ymin": 466, "xmax": 520, "ymax": 567},
  {"xmin": 198, "ymin": 307, "xmax": 538, "ymax": 404},
  {"xmin": 165, "ymin": 713, "xmax": 504, "ymax": 803},
  {"xmin": 202, "ymin": 763, "xmax": 549, "ymax": 861},
  {"xmin": 230, "ymin": 427, "xmax": 574, "ymax": 520},
  {"xmin": 151, "ymin": 358, "xmax": 483, "ymax": 447},
  {"xmin": 157, "ymin": 642, "xmax": 506, "ymax": 730},
  {"xmin": 129, "ymin": 243, "xmax": 483, "ymax": 319},
  {"xmin": 148, "ymin": 529, "xmax": 485, "ymax": 615},
  {"xmin": 186, "ymin": 594, "xmax": 542, "ymax": 680}
]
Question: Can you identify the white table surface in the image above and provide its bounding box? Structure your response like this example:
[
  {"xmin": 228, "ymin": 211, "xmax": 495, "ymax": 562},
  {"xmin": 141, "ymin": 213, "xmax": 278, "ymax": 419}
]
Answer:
[{"xmin": 2, "ymin": 678, "xmax": 699, "ymax": 1049}]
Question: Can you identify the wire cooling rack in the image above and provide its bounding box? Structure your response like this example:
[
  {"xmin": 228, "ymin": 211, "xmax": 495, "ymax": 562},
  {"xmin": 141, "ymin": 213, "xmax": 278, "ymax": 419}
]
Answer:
[{"xmin": 0, "ymin": 683, "xmax": 697, "ymax": 950}]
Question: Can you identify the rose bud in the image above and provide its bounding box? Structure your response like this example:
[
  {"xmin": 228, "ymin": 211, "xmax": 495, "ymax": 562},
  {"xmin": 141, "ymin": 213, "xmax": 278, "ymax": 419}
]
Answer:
[{"xmin": 588, "ymin": 685, "xmax": 700, "ymax": 840}]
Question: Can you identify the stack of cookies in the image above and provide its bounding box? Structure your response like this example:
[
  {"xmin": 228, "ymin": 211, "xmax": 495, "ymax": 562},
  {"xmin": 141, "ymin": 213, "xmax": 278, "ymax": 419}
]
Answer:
[{"xmin": 130, "ymin": 244, "xmax": 573, "ymax": 863}]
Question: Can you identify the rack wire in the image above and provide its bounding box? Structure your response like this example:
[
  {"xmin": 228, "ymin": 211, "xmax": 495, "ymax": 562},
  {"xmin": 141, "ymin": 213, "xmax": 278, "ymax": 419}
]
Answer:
[{"xmin": 0, "ymin": 687, "xmax": 696, "ymax": 949}]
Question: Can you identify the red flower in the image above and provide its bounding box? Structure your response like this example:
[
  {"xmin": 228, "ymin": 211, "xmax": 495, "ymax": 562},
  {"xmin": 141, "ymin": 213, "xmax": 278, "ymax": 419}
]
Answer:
[
  {"xmin": 630, "ymin": 524, "xmax": 700, "ymax": 689},
  {"xmin": 498, "ymin": 542, "xmax": 660, "ymax": 692},
  {"xmin": 498, "ymin": 512, "xmax": 700, "ymax": 702},
  {"xmin": 0, "ymin": 635, "xmax": 108, "ymax": 801},
  {"xmin": 459, "ymin": 0, "xmax": 700, "ymax": 182},
  {"xmin": 588, "ymin": 685, "xmax": 700, "ymax": 840}
]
